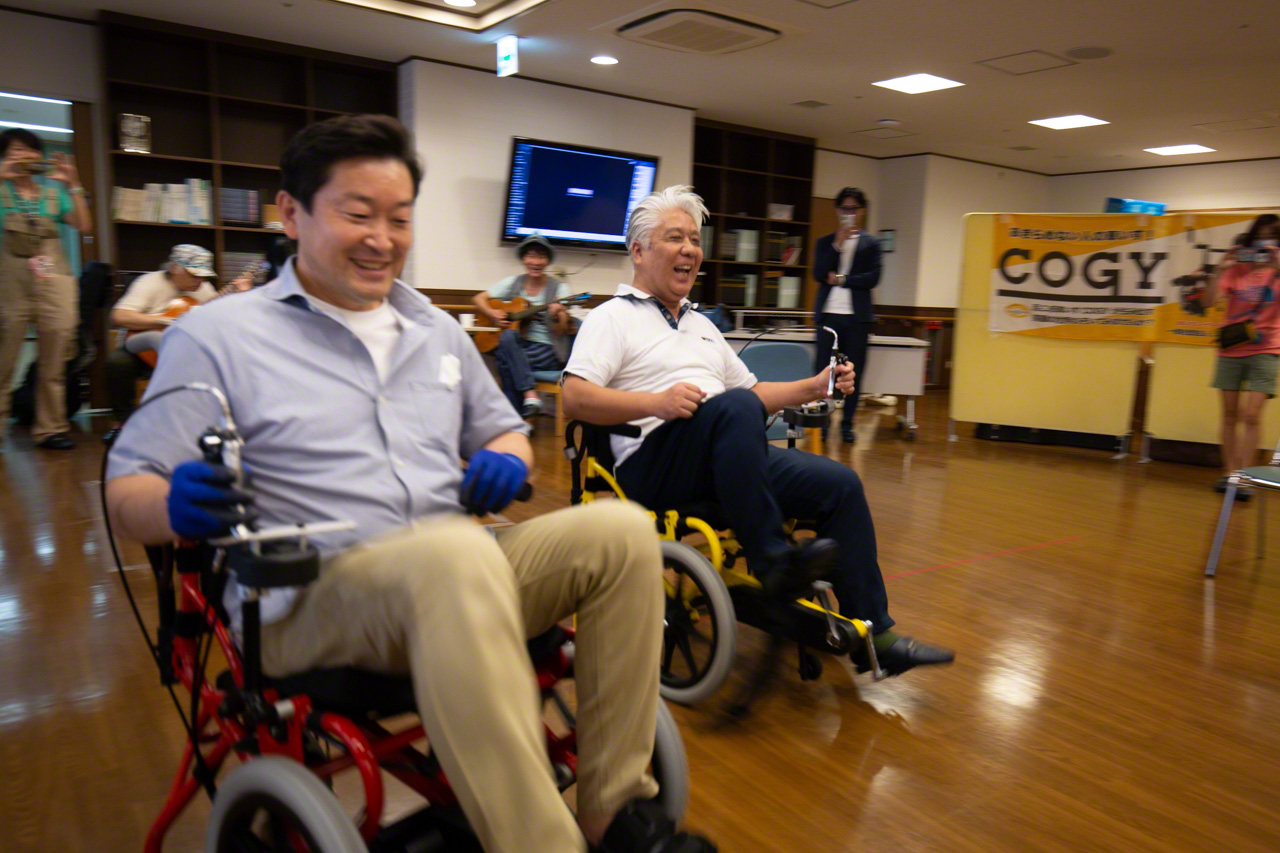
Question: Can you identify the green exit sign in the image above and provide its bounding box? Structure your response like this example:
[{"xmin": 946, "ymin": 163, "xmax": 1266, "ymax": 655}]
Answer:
[{"xmin": 497, "ymin": 35, "xmax": 519, "ymax": 77}]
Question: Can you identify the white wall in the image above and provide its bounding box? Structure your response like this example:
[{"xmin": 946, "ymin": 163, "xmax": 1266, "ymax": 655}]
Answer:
[
  {"xmin": 1048, "ymin": 159, "xmax": 1280, "ymax": 213},
  {"xmin": 874, "ymin": 157, "xmax": 929, "ymax": 308},
  {"xmin": 0, "ymin": 11, "xmax": 99, "ymax": 103},
  {"xmin": 918, "ymin": 157, "xmax": 1050, "ymax": 307},
  {"xmin": 399, "ymin": 60, "xmax": 694, "ymax": 295},
  {"xmin": 813, "ymin": 148, "xmax": 880, "ymax": 223}
]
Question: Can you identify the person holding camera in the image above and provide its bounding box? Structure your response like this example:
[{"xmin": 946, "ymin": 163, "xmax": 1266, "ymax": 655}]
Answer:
[
  {"xmin": 1201, "ymin": 213, "xmax": 1280, "ymax": 497},
  {"xmin": 812, "ymin": 187, "xmax": 881, "ymax": 443},
  {"xmin": 0, "ymin": 128, "xmax": 92, "ymax": 449}
]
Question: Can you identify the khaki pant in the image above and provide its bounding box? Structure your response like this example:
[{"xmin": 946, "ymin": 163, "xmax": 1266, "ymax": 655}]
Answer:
[
  {"xmin": 0, "ymin": 255, "xmax": 78, "ymax": 440},
  {"xmin": 260, "ymin": 501, "xmax": 664, "ymax": 853}
]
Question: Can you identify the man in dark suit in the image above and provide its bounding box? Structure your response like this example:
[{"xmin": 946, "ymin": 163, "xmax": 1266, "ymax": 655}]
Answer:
[{"xmin": 812, "ymin": 187, "xmax": 881, "ymax": 443}]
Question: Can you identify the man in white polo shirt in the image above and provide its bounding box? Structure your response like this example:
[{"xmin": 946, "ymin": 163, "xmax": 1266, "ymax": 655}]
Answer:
[{"xmin": 563, "ymin": 185, "xmax": 953, "ymax": 677}]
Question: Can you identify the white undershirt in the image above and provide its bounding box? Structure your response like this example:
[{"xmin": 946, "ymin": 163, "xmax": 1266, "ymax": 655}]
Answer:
[
  {"xmin": 313, "ymin": 298, "xmax": 405, "ymax": 382},
  {"xmin": 825, "ymin": 233, "xmax": 858, "ymax": 315}
]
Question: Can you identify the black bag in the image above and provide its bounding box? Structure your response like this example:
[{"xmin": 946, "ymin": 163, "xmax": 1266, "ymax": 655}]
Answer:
[{"xmin": 1217, "ymin": 320, "xmax": 1260, "ymax": 350}]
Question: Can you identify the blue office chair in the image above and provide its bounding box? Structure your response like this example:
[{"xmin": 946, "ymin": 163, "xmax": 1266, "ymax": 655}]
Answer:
[{"xmin": 739, "ymin": 341, "xmax": 814, "ymax": 440}]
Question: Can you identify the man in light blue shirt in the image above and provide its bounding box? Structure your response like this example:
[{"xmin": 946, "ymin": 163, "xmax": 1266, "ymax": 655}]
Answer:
[{"xmin": 105, "ymin": 115, "xmax": 707, "ymax": 853}]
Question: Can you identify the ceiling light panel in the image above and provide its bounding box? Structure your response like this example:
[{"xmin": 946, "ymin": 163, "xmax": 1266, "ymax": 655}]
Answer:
[
  {"xmin": 1144, "ymin": 144, "xmax": 1215, "ymax": 155},
  {"xmin": 977, "ymin": 50, "xmax": 1075, "ymax": 76},
  {"xmin": 323, "ymin": 0, "xmax": 550, "ymax": 31},
  {"xmin": 872, "ymin": 74, "xmax": 964, "ymax": 94},
  {"xmin": 1029, "ymin": 114, "xmax": 1109, "ymax": 130}
]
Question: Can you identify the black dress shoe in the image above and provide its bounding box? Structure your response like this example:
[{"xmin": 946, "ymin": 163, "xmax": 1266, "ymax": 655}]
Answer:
[
  {"xmin": 598, "ymin": 799, "xmax": 716, "ymax": 852},
  {"xmin": 855, "ymin": 635, "xmax": 955, "ymax": 676},
  {"xmin": 761, "ymin": 538, "xmax": 839, "ymax": 602},
  {"xmin": 36, "ymin": 433, "xmax": 74, "ymax": 450},
  {"xmin": 102, "ymin": 427, "xmax": 121, "ymax": 445},
  {"xmin": 841, "ymin": 426, "xmax": 856, "ymax": 443}
]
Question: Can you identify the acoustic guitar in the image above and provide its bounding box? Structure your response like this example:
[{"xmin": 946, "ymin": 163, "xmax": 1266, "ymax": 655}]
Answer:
[
  {"xmin": 126, "ymin": 262, "xmax": 271, "ymax": 366},
  {"xmin": 473, "ymin": 292, "xmax": 591, "ymax": 353}
]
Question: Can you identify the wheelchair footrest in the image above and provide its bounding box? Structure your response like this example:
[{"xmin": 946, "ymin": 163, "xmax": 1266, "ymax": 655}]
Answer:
[
  {"xmin": 728, "ymin": 585, "xmax": 857, "ymax": 655},
  {"xmin": 368, "ymin": 804, "xmax": 483, "ymax": 853}
]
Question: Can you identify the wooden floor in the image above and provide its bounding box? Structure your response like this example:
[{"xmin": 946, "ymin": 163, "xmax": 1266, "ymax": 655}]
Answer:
[{"xmin": 3, "ymin": 392, "xmax": 1280, "ymax": 852}]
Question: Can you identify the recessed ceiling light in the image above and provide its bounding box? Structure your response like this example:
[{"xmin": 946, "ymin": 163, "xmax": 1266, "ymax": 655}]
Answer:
[
  {"xmin": 591, "ymin": 55, "xmax": 619, "ymax": 65},
  {"xmin": 0, "ymin": 120, "xmax": 72, "ymax": 133},
  {"xmin": 444, "ymin": 0, "xmax": 477, "ymax": 7},
  {"xmin": 872, "ymin": 73, "xmax": 964, "ymax": 94},
  {"xmin": 1029, "ymin": 114, "xmax": 1109, "ymax": 130},
  {"xmin": 0, "ymin": 91, "xmax": 71, "ymax": 105},
  {"xmin": 1144, "ymin": 144, "xmax": 1215, "ymax": 156}
]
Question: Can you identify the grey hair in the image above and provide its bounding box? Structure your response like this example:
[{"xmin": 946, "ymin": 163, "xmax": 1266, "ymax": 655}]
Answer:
[{"xmin": 625, "ymin": 185, "xmax": 709, "ymax": 257}]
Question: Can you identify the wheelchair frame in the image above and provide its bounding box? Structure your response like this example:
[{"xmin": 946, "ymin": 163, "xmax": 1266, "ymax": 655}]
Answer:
[
  {"xmin": 138, "ymin": 541, "xmax": 687, "ymax": 852},
  {"xmin": 564, "ymin": 418, "xmax": 884, "ymax": 708},
  {"xmin": 141, "ymin": 543, "xmax": 588, "ymax": 851}
]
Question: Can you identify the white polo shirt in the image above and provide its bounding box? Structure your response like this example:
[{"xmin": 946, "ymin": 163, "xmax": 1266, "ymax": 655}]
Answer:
[{"xmin": 564, "ymin": 283, "xmax": 757, "ymax": 467}]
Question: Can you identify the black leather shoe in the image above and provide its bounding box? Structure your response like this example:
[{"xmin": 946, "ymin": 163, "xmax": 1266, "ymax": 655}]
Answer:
[
  {"xmin": 761, "ymin": 537, "xmax": 839, "ymax": 602},
  {"xmin": 598, "ymin": 799, "xmax": 716, "ymax": 852},
  {"xmin": 841, "ymin": 427, "xmax": 856, "ymax": 443},
  {"xmin": 37, "ymin": 433, "xmax": 74, "ymax": 450},
  {"xmin": 854, "ymin": 635, "xmax": 955, "ymax": 676},
  {"xmin": 102, "ymin": 427, "xmax": 121, "ymax": 446}
]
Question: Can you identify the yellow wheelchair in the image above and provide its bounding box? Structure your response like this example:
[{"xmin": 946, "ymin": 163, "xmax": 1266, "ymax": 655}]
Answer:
[{"xmin": 565, "ymin": 408, "xmax": 886, "ymax": 709}]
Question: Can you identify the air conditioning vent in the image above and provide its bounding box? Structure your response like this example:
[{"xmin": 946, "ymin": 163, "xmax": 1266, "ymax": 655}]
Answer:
[{"xmin": 617, "ymin": 10, "xmax": 781, "ymax": 55}]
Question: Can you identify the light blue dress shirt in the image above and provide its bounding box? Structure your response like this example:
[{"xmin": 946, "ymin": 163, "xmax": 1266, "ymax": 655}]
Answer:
[{"xmin": 108, "ymin": 258, "xmax": 529, "ymax": 627}]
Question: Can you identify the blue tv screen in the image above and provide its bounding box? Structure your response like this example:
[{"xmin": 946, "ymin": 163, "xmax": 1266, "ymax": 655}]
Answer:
[{"xmin": 501, "ymin": 137, "xmax": 659, "ymax": 253}]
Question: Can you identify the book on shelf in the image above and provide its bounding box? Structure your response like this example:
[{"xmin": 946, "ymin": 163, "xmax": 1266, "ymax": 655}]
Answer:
[
  {"xmin": 734, "ymin": 229, "xmax": 758, "ymax": 263},
  {"xmin": 767, "ymin": 203, "xmax": 794, "ymax": 221},
  {"xmin": 221, "ymin": 251, "xmax": 267, "ymax": 281},
  {"xmin": 780, "ymin": 245, "xmax": 802, "ymax": 266},
  {"xmin": 700, "ymin": 225, "xmax": 714, "ymax": 258},
  {"xmin": 718, "ymin": 229, "xmax": 738, "ymax": 260},
  {"xmin": 743, "ymin": 273, "xmax": 758, "ymax": 307},
  {"xmin": 111, "ymin": 179, "xmax": 211, "ymax": 225},
  {"xmin": 220, "ymin": 187, "xmax": 261, "ymax": 225},
  {"xmin": 765, "ymin": 230, "xmax": 787, "ymax": 263},
  {"xmin": 777, "ymin": 275, "xmax": 801, "ymax": 309}
]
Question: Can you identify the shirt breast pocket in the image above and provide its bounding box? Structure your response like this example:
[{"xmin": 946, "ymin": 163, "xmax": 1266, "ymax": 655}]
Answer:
[{"xmin": 410, "ymin": 380, "xmax": 462, "ymax": 452}]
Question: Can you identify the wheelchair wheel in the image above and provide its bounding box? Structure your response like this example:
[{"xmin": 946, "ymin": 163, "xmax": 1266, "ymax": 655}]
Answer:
[
  {"xmin": 658, "ymin": 540, "xmax": 736, "ymax": 706},
  {"xmin": 207, "ymin": 756, "xmax": 366, "ymax": 852},
  {"xmin": 651, "ymin": 700, "xmax": 690, "ymax": 824}
]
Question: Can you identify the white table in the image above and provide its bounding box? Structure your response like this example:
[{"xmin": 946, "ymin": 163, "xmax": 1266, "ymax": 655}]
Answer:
[{"xmin": 722, "ymin": 329, "xmax": 929, "ymax": 439}]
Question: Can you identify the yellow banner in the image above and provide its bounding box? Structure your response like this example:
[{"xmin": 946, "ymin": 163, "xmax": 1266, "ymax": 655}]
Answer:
[{"xmin": 989, "ymin": 213, "xmax": 1254, "ymax": 343}]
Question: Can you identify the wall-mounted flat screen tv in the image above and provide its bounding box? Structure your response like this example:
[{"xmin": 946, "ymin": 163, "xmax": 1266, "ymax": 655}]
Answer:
[{"xmin": 500, "ymin": 137, "xmax": 659, "ymax": 253}]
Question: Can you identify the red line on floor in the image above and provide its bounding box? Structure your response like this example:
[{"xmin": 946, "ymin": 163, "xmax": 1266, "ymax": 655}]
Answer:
[{"xmin": 885, "ymin": 536, "xmax": 1082, "ymax": 580}]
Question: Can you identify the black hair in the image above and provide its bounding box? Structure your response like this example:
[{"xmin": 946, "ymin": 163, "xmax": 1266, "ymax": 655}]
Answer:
[
  {"xmin": 0, "ymin": 128, "xmax": 44, "ymax": 158},
  {"xmin": 518, "ymin": 245, "xmax": 551, "ymax": 260},
  {"xmin": 834, "ymin": 187, "xmax": 867, "ymax": 209},
  {"xmin": 1242, "ymin": 214, "xmax": 1280, "ymax": 247},
  {"xmin": 280, "ymin": 114, "xmax": 422, "ymax": 212}
]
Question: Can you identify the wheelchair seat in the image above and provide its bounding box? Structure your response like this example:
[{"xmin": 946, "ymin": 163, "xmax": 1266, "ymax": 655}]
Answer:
[{"xmin": 217, "ymin": 626, "xmax": 573, "ymax": 719}]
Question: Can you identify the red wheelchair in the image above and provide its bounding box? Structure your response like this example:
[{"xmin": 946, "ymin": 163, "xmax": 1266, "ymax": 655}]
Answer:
[{"xmin": 108, "ymin": 413, "xmax": 689, "ymax": 851}]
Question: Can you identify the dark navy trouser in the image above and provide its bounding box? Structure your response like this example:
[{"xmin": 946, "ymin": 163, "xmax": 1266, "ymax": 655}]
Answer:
[
  {"xmin": 615, "ymin": 388, "xmax": 892, "ymax": 630},
  {"xmin": 495, "ymin": 329, "xmax": 562, "ymax": 415}
]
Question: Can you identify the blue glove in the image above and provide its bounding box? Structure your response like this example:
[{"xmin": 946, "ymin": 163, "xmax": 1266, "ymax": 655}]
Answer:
[
  {"xmin": 460, "ymin": 450, "xmax": 528, "ymax": 515},
  {"xmin": 167, "ymin": 461, "xmax": 256, "ymax": 541}
]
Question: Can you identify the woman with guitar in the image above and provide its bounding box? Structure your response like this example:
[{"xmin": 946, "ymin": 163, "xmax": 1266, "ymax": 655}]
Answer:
[
  {"xmin": 471, "ymin": 234, "xmax": 575, "ymax": 417},
  {"xmin": 102, "ymin": 244, "xmax": 244, "ymax": 443}
]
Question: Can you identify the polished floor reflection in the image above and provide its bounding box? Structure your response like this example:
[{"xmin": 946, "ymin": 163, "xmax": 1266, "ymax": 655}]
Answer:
[{"xmin": 2, "ymin": 393, "xmax": 1279, "ymax": 851}]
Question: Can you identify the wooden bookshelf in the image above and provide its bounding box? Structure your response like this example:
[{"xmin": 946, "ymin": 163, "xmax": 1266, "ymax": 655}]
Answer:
[
  {"xmin": 101, "ymin": 13, "xmax": 396, "ymax": 279},
  {"xmin": 691, "ymin": 120, "xmax": 815, "ymax": 310}
]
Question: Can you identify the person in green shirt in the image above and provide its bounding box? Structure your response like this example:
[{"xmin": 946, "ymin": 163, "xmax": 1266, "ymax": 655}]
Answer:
[{"xmin": 0, "ymin": 128, "xmax": 92, "ymax": 449}]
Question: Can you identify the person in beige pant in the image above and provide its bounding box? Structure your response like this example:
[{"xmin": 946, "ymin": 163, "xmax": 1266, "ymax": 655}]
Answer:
[
  {"xmin": 260, "ymin": 503, "xmax": 663, "ymax": 852},
  {"xmin": 0, "ymin": 128, "xmax": 91, "ymax": 449}
]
